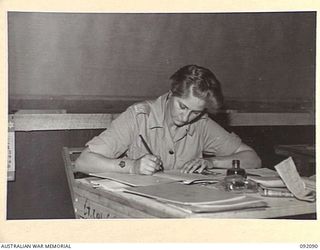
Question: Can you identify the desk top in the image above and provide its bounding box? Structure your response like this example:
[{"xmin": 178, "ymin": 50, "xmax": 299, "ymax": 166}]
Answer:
[
  {"xmin": 73, "ymin": 177, "xmax": 316, "ymax": 219},
  {"xmin": 62, "ymin": 147, "xmax": 316, "ymax": 219}
]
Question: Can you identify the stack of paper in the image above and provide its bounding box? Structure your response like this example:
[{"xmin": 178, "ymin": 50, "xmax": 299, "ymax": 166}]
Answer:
[
  {"xmin": 89, "ymin": 172, "xmax": 176, "ymax": 186},
  {"xmin": 247, "ymin": 176, "xmax": 286, "ymax": 188},
  {"xmin": 302, "ymin": 177, "xmax": 316, "ymax": 191},
  {"xmin": 154, "ymin": 169, "xmax": 225, "ymax": 184},
  {"xmin": 88, "ymin": 169, "xmax": 269, "ymax": 213},
  {"xmin": 124, "ymin": 182, "xmax": 267, "ymax": 213},
  {"xmin": 246, "ymin": 168, "xmax": 279, "ymax": 177},
  {"xmin": 177, "ymin": 196, "xmax": 268, "ymax": 213},
  {"xmin": 274, "ymin": 157, "xmax": 316, "ymax": 202},
  {"xmin": 90, "ymin": 179, "xmax": 130, "ymax": 191},
  {"xmin": 89, "ymin": 169, "xmax": 224, "ymax": 186}
]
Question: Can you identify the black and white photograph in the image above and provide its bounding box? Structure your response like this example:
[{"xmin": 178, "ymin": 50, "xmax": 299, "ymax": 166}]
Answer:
[
  {"xmin": 7, "ymin": 11, "xmax": 316, "ymax": 221},
  {"xmin": 4, "ymin": 6, "xmax": 317, "ymax": 243}
]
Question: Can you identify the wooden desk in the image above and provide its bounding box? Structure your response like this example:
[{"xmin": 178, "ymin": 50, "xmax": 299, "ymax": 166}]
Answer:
[{"xmin": 62, "ymin": 147, "xmax": 316, "ymax": 219}]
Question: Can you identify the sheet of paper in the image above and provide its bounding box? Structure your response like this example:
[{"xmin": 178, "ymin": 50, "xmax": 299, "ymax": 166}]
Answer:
[
  {"xmin": 89, "ymin": 172, "xmax": 176, "ymax": 187},
  {"xmin": 178, "ymin": 196, "xmax": 268, "ymax": 213},
  {"xmin": 153, "ymin": 169, "xmax": 224, "ymax": 184},
  {"xmin": 246, "ymin": 168, "xmax": 279, "ymax": 177},
  {"xmin": 90, "ymin": 169, "xmax": 224, "ymax": 186},
  {"xmin": 302, "ymin": 177, "xmax": 316, "ymax": 191},
  {"xmin": 124, "ymin": 182, "xmax": 246, "ymax": 205},
  {"xmin": 90, "ymin": 179, "xmax": 130, "ymax": 191},
  {"xmin": 274, "ymin": 157, "xmax": 315, "ymax": 202},
  {"xmin": 246, "ymin": 176, "xmax": 286, "ymax": 188}
]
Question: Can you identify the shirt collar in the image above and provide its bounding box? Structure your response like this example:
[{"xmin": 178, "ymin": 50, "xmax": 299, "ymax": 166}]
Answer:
[
  {"xmin": 148, "ymin": 92, "xmax": 208, "ymax": 136},
  {"xmin": 186, "ymin": 113, "xmax": 208, "ymax": 136}
]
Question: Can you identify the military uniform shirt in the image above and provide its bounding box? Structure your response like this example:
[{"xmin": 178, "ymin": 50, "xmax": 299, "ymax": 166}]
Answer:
[{"xmin": 86, "ymin": 92, "xmax": 242, "ymax": 170}]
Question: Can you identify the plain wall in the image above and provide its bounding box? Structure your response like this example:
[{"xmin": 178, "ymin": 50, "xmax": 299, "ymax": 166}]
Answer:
[{"xmin": 8, "ymin": 12, "xmax": 315, "ymax": 102}]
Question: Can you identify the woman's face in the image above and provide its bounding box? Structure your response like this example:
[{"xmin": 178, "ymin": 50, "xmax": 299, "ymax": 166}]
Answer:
[{"xmin": 167, "ymin": 92, "xmax": 206, "ymax": 127}]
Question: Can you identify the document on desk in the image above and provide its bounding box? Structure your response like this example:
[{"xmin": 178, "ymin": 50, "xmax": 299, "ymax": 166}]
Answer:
[
  {"xmin": 246, "ymin": 176, "xmax": 286, "ymax": 188},
  {"xmin": 124, "ymin": 182, "xmax": 267, "ymax": 213},
  {"xmin": 154, "ymin": 169, "xmax": 225, "ymax": 184},
  {"xmin": 89, "ymin": 169, "xmax": 224, "ymax": 187},
  {"xmin": 124, "ymin": 182, "xmax": 245, "ymax": 205},
  {"xmin": 175, "ymin": 196, "xmax": 268, "ymax": 213},
  {"xmin": 90, "ymin": 179, "xmax": 131, "ymax": 191},
  {"xmin": 89, "ymin": 172, "xmax": 176, "ymax": 186},
  {"xmin": 246, "ymin": 168, "xmax": 279, "ymax": 177},
  {"xmin": 274, "ymin": 157, "xmax": 316, "ymax": 202}
]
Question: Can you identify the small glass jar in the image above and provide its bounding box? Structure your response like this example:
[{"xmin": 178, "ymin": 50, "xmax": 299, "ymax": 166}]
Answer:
[{"xmin": 226, "ymin": 160, "xmax": 247, "ymax": 178}]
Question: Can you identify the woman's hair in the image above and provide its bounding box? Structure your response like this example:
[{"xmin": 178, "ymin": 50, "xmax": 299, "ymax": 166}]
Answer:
[{"xmin": 170, "ymin": 65, "xmax": 224, "ymax": 110}]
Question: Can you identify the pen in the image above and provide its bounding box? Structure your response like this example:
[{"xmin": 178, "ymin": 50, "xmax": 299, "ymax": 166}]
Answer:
[
  {"xmin": 139, "ymin": 134, "xmax": 163, "ymax": 171},
  {"xmin": 139, "ymin": 134, "xmax": 153, "ymax": 155}
]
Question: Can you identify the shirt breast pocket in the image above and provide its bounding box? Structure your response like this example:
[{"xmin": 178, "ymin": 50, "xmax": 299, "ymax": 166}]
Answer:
[{"xmin": 176, "ymin": 147, "xmax": 202, "ymax": 168}]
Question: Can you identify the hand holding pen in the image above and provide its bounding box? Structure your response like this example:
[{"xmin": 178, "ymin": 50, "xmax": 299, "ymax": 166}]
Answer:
[{"xmin": 131, "ymin": 135, "xmax": 164, "ymax": 175}]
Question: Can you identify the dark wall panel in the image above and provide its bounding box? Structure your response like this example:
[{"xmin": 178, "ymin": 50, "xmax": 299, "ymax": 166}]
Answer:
[
  {"xmin": 7, "ymin": 129, "xmax": 102, "ymax": 219},
  {"xmin": 8, "ymin": 12, "xmax": 315, "ymax": 102}
]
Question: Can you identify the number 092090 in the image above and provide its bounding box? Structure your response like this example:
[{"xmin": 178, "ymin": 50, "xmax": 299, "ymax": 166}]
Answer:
[{"xmin": 300, "ymin": 244, "xmax": 318, "ymax": 248}]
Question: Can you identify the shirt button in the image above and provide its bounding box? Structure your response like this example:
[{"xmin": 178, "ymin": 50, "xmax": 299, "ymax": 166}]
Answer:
[{"xmin": 169, "ymin": 150, "xmax": 174, "ymax": 155}]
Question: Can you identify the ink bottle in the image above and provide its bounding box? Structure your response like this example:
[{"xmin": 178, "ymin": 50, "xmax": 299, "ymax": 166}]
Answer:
[
  {"xmin": 224, "ymin": 160, "xmax": 258, "ymax": 192},
  {"xmin": 226, "ymin": 160, "xmax": 247, "ymax": 178}
]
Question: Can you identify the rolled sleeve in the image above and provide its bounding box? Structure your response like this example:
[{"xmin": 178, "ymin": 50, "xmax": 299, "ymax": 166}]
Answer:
[
  {"xmin": 202, "ymin": 119, "xmax": 242, "ymax": 156},
  {"xmin": 86, "ymin": 107, "xmax": 136, "ymax": 158}
]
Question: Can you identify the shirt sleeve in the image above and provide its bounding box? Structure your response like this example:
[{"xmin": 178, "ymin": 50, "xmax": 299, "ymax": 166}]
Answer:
[
  {"xmin": 85, "ymin": 107, "xmax": 136, "ymax": 158},
  {"xmin": 202, "ymin": 118, "xmax": 242, "ymax": 156}
]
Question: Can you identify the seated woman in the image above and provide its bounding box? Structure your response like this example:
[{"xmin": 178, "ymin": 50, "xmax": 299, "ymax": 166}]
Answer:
[{"xmin": 75, "ymin": 65, "xmax": 261, "ymax": 175}]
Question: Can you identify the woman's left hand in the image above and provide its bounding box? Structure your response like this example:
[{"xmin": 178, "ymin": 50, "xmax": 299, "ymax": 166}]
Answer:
[{"xmin": 181, "ymin": 158, "xmax": 214, "ymax": 174}]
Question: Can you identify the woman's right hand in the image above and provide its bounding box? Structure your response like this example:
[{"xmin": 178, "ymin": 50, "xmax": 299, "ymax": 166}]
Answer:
[{"xmin": 131, "ymin": 154, "xmax": 163, "ymax": 175}]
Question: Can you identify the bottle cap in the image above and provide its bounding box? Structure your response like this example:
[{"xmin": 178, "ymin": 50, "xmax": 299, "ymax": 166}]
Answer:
[
  {"xmin": 228, "ymin": 160, "xmax": 246, "ymax": 177},
  {"xmin": 232, "ymin": 159, "xmax": 240, "ymax": 168}
]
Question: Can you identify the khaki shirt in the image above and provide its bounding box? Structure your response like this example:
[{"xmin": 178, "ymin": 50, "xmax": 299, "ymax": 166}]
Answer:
[{"xmin": 86, "ymin": 92, "xmax": 242, "ymax": 170}]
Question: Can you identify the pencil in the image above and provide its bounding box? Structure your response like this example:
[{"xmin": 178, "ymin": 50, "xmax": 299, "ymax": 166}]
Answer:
[
  {"xmin": 139, "ymin": 134, "xmax": 163, "ymax": 171},
  {"xmin": 139, "ymin": 134, "xmax": 153, "ymax": 155}
]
